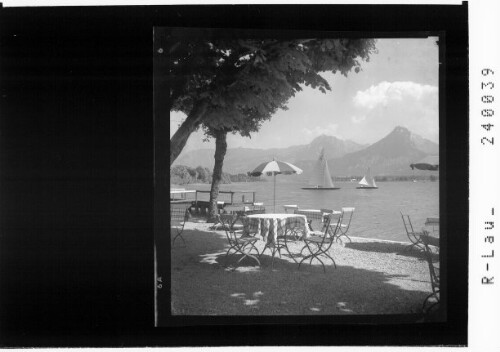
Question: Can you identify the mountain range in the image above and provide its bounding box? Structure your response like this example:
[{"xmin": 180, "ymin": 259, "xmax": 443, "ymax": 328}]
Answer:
[{"xmin": 173, "ymin": 126, "xmax": 439, "ymax": 177}]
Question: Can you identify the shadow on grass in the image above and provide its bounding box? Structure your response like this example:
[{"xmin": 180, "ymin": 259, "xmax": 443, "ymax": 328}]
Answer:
[
  {"xmin": 162, "ymin": 227, "xmax": 440, "ymax": 320},
  {"xmin": 344, "ymin": 241, "xmax": 439, "ymax": 261}
]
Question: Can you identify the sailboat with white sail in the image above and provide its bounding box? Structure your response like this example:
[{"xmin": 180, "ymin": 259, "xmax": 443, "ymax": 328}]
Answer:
[
  {"xmin": 357, "ymin": 167, "xmax": 378, "ymax": 189},
  {"xmin": 302, "ymin": 148, "xmax": 340, "ymax": 190}
]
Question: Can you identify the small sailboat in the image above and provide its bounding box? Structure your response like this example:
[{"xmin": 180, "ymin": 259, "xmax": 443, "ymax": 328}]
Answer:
[
  {"xmin": 302, "ymin": 148, "xmax": 340, "ymax": 190},
  {"xmin": 357, "ymin": 167, "xmax": 378, "ymax": 189}
]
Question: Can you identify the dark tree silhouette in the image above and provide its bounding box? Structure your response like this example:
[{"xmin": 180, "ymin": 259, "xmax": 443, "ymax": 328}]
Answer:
[
  {"xmin": 157, "ymin": 28, "xmax": 377, "ymax": 219},
  {"xmin": 157, "ymin": 28, "xmax": 377, "ymax": 166}
]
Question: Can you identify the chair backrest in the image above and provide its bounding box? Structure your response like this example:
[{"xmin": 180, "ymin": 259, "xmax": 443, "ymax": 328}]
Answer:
[
  {"xmin": 421, "ymin": 231, "xmax": 440, "ymax": 292},
  {"xmin": 295, "ymin": 208, "xmax": 323, "ymax": 231},
  {"xmin": 283, "ymin": 204, "xmax": 298, "ymax": 213},
  {"xmin": 400, "ymin": 211, "xmax": 415, "ymax": 234},
  {"xmin": 234, "ymin": 211, "xmax": 248, "ymax": 227},
  {"xmin": 340, "ymin": 207, "xmax": 355, "ymax": 230},
  {"xmin": 250, "ymin": 202, "xmax": 266, "ymax": 214},
  {"xmin": 316, "ymin": 213, "xmax": 342, "ymax": 247},
  {"xmin": 170, "ymin": 205, "xmax": 190, "ymax": 224},
  {"xmin": 244, "ymin": 208, "xmax": 266, "ymax": 215},
  {"xmin": 217, "ymin": 214, "xmax": 239, "ymax": 241},
  {"xmin": 219, "ymin": 213, "xmax": 237, "ymax": 228},
  {"xmin": 327, "ymin": 212, "xmax": 342, "ymax": 234},
  {"xmin": 317, "ymin": 209, "xmax": 333, "ymax": 231}
]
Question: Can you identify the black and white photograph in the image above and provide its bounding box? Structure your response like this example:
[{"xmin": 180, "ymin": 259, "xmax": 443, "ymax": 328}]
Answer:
[
  {"xmin": 160, "ymin": 28, "xmax": 443, "ymax": 321},
  {"xmin": 1, "ymin": 1, "xmax": 479, "ymax": 348}
]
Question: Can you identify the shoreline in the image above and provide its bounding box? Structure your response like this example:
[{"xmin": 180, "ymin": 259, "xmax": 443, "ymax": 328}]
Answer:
[{"xmin": 182, "ymin": 220, "xmax": 438, "ymax": 247}]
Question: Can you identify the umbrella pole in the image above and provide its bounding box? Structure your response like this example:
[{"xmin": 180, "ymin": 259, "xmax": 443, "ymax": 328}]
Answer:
[{"xmin": 273, "ymin": 172, "xmax": 276, "ymax": 213}]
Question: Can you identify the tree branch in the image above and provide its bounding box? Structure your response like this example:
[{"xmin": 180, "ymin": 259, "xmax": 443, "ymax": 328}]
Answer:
[{"xmin": 169, "ymin": 100, "xmax": 209, "ymax": 166}]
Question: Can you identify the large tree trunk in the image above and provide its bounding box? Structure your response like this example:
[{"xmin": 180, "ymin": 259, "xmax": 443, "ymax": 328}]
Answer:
[
  {"xmin": 169, "ymin": 100, "xmax": 208, "ymax": 166},
  {"xmin": 208, "ymin": 130, "xmax": 228, "ymax": 222}
]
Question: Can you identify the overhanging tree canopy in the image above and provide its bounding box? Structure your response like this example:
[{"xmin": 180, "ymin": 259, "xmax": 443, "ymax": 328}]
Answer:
[{"xmin": 160, "ymin": 28, "xmax": 377, "ymax": 165}]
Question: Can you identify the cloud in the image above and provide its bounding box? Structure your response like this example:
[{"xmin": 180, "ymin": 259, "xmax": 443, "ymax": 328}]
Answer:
[
  {"xmin": 351, "ymin": 115, "xmax": 366, "ymax": 124},
  {"xmin": 353, "ymin": 81, "xmax": 438, "ymax": 110},
  {"xmin": 302, "ymin": 123, "xmax": 340, "ymax": 138},
  {"xmin": 347, "ymin": 81, "xmax": 439, "ymax": 143}
]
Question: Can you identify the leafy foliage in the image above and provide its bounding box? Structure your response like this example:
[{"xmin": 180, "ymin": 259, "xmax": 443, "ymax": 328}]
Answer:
[
  {"xmin": 162, "ymin": 28, "xmax": 377, "ymax": 139},
  {"xmin": 170, "ymin": 165, "xmax": 231, "ymax": 185},
  {"xmin": 170, "ymin": 165, "xmax": 265, "ymax": 185}
]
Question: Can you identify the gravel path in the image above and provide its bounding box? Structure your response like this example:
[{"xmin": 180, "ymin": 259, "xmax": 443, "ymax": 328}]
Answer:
[{"xmin": 170, "ymin": 221, "xmax": 438, "ymax": 316}]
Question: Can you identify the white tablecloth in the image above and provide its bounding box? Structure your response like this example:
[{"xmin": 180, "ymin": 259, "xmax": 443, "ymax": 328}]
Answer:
[{"xmin": 244, "ymin": 213, "xmax": 310, "ymax": 245}]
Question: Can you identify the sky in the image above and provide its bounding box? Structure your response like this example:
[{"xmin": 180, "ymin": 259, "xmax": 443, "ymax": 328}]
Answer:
[{"xmin": 170, "ymin": 37, "xmax": 439, "ymax": 151}]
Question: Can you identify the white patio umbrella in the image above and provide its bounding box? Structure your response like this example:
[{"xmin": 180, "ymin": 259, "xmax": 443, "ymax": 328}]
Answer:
[{"xmin": 249, "ymin": 158, "xmax": 303, "ymax": 212}]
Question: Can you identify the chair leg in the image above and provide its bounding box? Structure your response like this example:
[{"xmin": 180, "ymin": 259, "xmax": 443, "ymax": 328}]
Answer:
[
  {"xmin": 405, "ymin": 234, "xmax": 425, "ymax": 252},
  {"xmin": 321, "ymin": 250, "xmax": 337, "ymax": 269},
  {"xmin": 259, "ymin": 244, "xmax": 269, "ymax": 258},
  {"xmin": 248, "ymin": 242, "xmax": 260, "ymax": 256},
  {"xmin": 230, "ymin": 245, "xmax": 261, "ymax": 267},
  {"xmin": 235, "ymin": 252, "xmax": 249, "ymax": 265},
  {"xmin": 302, "ymin": 241, "xmax": 316, "ymax": 257},
  {"xmin": 243, "ymin": 242, "xmax": 260, "ymax": 265},
  {"xmin": 301, "ymin": 253, "xmax": 325, "ymax": 273},
  {"xmin": 271, "ymin": 247, "xmax": 277, "ymax": 268},
  {"xmin": 298, "ymin": 242, "xmax": 314, "ymax": 270},
  {"xmin": 425, "ymin": 301, "xmax": 440, "ymax": 315},
  {"xmin": 298, "ymin": 255, "xmax": 311, "ymax": 270},
  {"xmin": 172, "ymin": 222, "xmax": 187, "ymax": 246},
  {"xmin": 249, "ymin": 254, "xmax": 261, "ymax": 266},
  {"xmin": 300, "ymin": 245, "xmax": 308, "ymax": 256},
  {"xmin": 405, "ymin": 241, "xmax": 424, "ymax": 252},
  {"xmin": 298, "ymin": 242, "xmax": 336, "ymax": 272},
  {"xmin": 224, "ymin": 246, "xmax": 236, "ymax": 267},
  {"xmin": 225, "ymin": 246, "xmax": 233, "ymax": 259},
  {"xmin": 422, "ymin": 291, "xmax": 439, "ymax": 312},
  {"xmin": 298, "ymin": 244, "xmax": 325, "ymax": 272},
  {"xmin": 172, "ymin": 231, "xmax": 185, "ymax": 247},
  {"xmin": 335, "ymin": 233, "xmax": 351, "ymax": 244},
  {"xmin": 282, "ymin": 243, "xmax": 299, "ymax": 263},
  {"xmin": 172, "ymin": 233, "xmax": 179, "ymax": 246},
  {"xmin": 236, "ymin": 251, "xmax": 260, "ymax": 266},
  {"xmin": 271, "ymin": 244, "xmax": 285, "ymax": 268},
  {"xmin": 316, "ymin": 256, "xmax": 326, "ymax": 273}
]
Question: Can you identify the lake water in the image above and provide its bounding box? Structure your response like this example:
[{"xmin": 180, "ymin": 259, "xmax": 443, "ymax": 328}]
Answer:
[{"xmin": 174, "ymin": 178, "xmax": 439, "ymax": 243}]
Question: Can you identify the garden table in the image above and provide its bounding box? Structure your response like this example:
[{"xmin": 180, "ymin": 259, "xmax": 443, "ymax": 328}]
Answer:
[
  {"xmin": 244, "ymin": 213, "xmax": 311, "ymax": 267},
  {"xmin": 244, "ymin": 213, "xmax": 310, "ymax": 245}
]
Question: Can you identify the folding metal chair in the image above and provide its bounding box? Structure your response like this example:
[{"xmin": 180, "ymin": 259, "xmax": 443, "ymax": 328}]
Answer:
[
  {"xmin": 217, "ymin": 214, "xmax": 261, "ymax": 267},
  {"xmin": 298, "ymin": 213, "xmax": 342, "ymax": 273},
  {"xmin": 335, "ymin": 207, "xmax": 355, "ymax": 244},
  {"xmin": 400, "ymin": 211, "xmax": 425, "ymax": 252},
  {"xmin": 294, "ymin": 208, "xmax": 324, "ymax": 233},
  {"xmin": 320, "ymin": 208, "xmax": 334, "ymax": 231},
  {"xmin": 170, "ymin": 205, "xmax": 191, "ymax": 246},
  {"xmin": 421, "ymin": 231, "xmax": 440, "ymax": 314}
]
